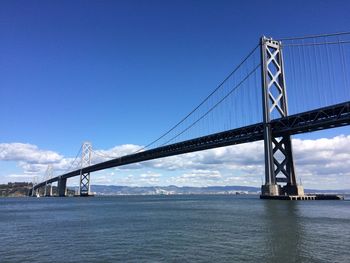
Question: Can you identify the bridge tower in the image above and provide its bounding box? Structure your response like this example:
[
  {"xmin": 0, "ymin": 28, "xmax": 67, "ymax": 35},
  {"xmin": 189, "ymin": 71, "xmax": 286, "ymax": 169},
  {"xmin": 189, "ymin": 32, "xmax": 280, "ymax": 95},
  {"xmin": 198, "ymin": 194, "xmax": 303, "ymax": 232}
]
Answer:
[
  {"xmin": 260, "ymin": 36, "xmax": 304, "ymax": 197},
  {"xmin": 44, "ymin": 165, "xmax": 53, "ymax": 197},
  {"xmin": 79, "ymin": 142, "xmax": 92, "ymax": 196},
  {"xmin": 31, "ymin": 176, "xmax": 38, "ymax": 197}
]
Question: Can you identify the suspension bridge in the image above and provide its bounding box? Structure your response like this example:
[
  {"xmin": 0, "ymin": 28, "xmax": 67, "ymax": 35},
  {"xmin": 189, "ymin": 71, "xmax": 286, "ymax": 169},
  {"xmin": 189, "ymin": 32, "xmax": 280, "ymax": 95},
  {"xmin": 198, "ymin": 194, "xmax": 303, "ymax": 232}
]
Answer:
[{"xmin": 30, "ymin": 32, "xmax": 350, "ymax": 199}]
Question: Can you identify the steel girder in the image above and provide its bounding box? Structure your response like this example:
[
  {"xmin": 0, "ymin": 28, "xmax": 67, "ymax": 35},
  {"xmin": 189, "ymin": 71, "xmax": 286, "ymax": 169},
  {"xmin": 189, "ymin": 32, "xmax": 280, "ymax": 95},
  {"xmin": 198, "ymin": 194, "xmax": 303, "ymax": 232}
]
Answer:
[{"xmin": 272, "ymin": 101, "xmax": 350, "ymax": 136}]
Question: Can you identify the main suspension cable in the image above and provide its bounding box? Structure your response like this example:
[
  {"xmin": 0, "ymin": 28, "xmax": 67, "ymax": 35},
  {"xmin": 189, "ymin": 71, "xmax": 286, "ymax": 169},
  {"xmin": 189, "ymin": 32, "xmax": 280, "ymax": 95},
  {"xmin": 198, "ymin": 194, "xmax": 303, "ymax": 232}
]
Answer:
[
  {"xmin": 278, "ymin": 31, "xmax": 350, "ymax": 41},
  {"xmin": 136, "ymin": 43, "xmax": 260, "ymax": 152}
]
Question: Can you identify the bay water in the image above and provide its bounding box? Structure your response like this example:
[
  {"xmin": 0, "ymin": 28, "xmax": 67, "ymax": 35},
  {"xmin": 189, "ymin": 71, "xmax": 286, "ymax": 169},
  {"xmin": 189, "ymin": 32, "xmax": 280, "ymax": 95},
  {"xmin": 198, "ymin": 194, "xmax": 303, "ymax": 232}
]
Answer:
[{"xmin": 0, "ymin": 195, "xmax": 349, "ymax": 262}]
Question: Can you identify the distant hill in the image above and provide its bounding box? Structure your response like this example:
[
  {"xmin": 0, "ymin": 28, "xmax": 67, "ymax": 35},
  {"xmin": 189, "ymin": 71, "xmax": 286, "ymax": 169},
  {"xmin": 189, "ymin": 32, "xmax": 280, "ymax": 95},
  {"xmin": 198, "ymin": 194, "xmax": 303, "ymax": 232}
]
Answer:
[
  {"xmin": 90, "ymin": 185, "xmax": 260, "ymax": 195},
  {"xmin": 90, "ymin": 185, "xmax": 350, "ymax": 196},
  {"xmin": 1, "ymin": 182, "xmax": 349, "ymax": 197},
  {"xmin": 0, "ymin": 182, "xmax": 33, "ymax": 197},
  {"xmin": 0, "ymin": 182, "xmax": 74, "ymax": 197}
]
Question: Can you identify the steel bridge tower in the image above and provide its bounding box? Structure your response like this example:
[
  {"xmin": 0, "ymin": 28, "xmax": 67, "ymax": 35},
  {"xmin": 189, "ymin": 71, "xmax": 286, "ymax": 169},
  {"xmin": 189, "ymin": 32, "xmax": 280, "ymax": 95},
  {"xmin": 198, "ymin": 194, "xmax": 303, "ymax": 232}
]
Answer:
[
  {"xmin": 79, "ymin": 142, "xmax": 92, "ymax": 196},
  {"xmin": 31, "ymin": 176, "xmax": 38, "ymax": 197},
  {"xmin": 44, "ymin": 165, "xmax": 53, "ymax": 197},
  {"xmin": 260, "ymin": 37, "xmax": 304, "ymax": 197}
]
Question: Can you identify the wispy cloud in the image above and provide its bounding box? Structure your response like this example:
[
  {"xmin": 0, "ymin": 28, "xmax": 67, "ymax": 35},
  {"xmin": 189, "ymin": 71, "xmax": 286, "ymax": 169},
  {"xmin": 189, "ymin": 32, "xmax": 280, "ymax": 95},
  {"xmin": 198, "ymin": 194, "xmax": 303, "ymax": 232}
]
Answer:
[{"xmin": 0, "ymin": 143, "xmax": 62, "ymax": 164}]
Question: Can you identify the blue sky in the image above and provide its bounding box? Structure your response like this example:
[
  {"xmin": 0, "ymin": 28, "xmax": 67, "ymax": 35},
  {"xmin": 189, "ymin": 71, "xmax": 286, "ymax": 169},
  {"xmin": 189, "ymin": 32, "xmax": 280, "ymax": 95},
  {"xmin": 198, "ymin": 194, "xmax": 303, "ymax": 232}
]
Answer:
[{"xmin": 1, "ymin": 0, "xmax": 350, "ymax": 189}]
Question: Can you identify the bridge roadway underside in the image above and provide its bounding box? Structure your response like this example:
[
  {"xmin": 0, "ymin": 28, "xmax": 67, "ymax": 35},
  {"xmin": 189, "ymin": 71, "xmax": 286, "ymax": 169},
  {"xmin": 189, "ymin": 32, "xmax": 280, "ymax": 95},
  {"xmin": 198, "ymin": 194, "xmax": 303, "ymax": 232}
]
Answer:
[{"xmin": 35, "ymin": 101, "xmax": 350, "ymax": 190}]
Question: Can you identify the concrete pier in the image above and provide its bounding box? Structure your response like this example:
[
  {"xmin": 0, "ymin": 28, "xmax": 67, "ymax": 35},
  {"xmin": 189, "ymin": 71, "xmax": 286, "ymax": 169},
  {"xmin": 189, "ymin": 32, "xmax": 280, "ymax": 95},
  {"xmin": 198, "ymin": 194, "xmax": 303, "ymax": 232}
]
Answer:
[
  {"xmin": 261, "ymin": 184, "xmax": 305, "ymax": 197},
  {"xmin": 260, "ymin": 194, "xmax": 344, "ymax": 200},
  {"xmin": 57, "ymin": 178, "xmax": 67, "ymax": 197},
  {"xmin": 45, "ymin": 184, "xmax": 53, "ymax": 197}
]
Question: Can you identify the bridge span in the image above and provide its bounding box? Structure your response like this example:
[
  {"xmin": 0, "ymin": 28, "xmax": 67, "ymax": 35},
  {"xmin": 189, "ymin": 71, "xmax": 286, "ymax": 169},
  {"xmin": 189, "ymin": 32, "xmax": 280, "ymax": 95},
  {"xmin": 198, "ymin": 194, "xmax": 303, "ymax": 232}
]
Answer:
[{"xmin": 32, "ymin": 101, "xmax": 350, "ymax": 196}]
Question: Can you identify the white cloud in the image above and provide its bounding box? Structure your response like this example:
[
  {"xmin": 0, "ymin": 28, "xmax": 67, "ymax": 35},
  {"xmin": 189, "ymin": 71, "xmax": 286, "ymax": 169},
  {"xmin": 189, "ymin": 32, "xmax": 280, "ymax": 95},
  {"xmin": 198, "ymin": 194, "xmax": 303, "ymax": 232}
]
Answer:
[
  {"xmin": 0, "ymin": 143, "xmax": 62, "ymax": 164},
  {"xmin": 92, "ymin": 144, "xmax": 141, "ymax": 163},
  {"xmin": 169, "ymin": 169, "xmax": 222, "ymax": 187},
  {"xmin": 140, "ymin": 172, "xmax": 161, "ymax": 178},
  {"xmin": 8, "ymin": 174, "xmax": 33, "ymax": 178},
  {"xmin": 180, "ymin": 170, "xmax": 221, "ymax": 180},
  {"xmin": 138, "ymin": 171, "xmax": 161, "ymax": 184}
]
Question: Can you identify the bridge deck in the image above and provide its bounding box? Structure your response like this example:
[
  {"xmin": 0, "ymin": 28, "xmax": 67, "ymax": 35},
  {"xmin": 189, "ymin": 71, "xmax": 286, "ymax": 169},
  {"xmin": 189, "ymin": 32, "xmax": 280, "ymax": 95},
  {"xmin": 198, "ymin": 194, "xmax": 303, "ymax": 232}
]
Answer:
[{"xmin": 35, "ymin": 101, "xmax": 350, "ymax": 190}]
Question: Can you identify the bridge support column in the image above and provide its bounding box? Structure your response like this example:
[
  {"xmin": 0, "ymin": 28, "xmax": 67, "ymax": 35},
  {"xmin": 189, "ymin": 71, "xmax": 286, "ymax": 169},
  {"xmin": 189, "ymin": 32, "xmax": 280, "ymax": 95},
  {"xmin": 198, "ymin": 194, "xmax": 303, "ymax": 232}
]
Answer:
[
  {"xmin": 45, "ymin": 184, "xmax": 52, "ymax": 197},
  {"xmin": 58, "ymin": 177, "xmax": 67, "ymax": 197},
  {"xmin": 79, "ymin": 142, "xmax": 92, "ymax": 196},
  {"xmin": 260, "ymin": 36, "xmax": 304, "ymax": 197}
]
